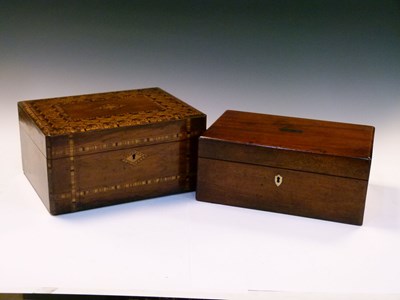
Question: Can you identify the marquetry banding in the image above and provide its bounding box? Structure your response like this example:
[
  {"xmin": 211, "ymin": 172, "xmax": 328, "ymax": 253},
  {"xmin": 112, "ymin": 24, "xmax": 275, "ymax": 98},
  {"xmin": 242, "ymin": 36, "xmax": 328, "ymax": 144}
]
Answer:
[
  {"xmin": 50, "ymin": 130, "xmax": 203, "ymax": 157},
  {"xmin": 182, "ymin": 120, "xmax": 191, "ymax": 188},
  {"xmin": 21, "ymin": 88, "xmax": 203, "ymax": 136},
  {"xmin": 68, "ymin": 135, "xmax": 77, "ymax": 206},
  {"xmin": 75, "ymin": 133, "xmax": 183, "ymax": 153},
  {"xmin": 55, "ymin": 174, "xmax": 187, "ymax": 200}
]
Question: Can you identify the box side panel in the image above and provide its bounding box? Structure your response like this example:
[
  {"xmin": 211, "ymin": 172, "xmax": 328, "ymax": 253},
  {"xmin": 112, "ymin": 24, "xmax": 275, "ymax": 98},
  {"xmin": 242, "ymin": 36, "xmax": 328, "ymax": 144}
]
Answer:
[
  {"xmin": 19, "ymin": 121, "xmax": 51, "ymax": 212},
  {"xmin": 50, "ymin": 135, "xmax": 201, "ymax": 214},
  {"xmin": 199, "ymin": 138, "xmax": 372, "ymax": 181},
  {"xmin": 18, "ymin": 103, "xmax": 48, "ymax": 157},
  {"xmin": 196, "ymin": 157, "xmax": 368, "ymax": 225}
]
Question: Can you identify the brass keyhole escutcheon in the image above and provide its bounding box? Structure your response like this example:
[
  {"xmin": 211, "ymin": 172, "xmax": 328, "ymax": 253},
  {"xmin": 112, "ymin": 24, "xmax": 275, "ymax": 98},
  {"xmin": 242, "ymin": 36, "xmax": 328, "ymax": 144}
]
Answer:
[{"xmin": 275, "ymin": 174, "xmax": 283, "ymax": 187}]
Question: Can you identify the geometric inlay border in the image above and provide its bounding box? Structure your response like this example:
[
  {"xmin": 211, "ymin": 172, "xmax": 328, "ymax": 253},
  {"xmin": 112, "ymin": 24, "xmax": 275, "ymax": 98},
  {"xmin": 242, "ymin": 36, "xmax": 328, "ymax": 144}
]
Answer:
[{"xmin": 20, "ymin": 87, "xmax": 203, "ymax": 136}]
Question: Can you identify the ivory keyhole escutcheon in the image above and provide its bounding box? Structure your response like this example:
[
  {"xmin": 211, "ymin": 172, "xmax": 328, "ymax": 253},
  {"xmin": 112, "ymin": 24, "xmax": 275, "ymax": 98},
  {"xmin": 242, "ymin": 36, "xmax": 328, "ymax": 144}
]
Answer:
[{"xmin": 275, "ymin": 174, "xmax": 283, "ymax": 187}]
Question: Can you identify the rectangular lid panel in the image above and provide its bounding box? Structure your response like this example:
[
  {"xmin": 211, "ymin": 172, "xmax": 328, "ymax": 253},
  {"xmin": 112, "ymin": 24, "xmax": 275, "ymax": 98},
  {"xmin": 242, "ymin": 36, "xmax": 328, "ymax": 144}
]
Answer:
[
  {"xmin": 199, "ymin": 110, "xmax": 374, "ymax": 180},
  {"xmin": 203, "ymin": 110, "xmax": 374, "ymax": 160},
  {"xmin": 18, "ymin": 87, "xmax": 205, "ymax": 136}
]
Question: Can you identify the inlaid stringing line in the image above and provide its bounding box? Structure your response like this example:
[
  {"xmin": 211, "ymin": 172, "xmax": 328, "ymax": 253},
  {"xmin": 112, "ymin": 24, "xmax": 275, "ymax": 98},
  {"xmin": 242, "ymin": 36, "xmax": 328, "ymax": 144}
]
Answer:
[
  {"xmin": 51, "ymin": 130, "xmax": 203, "ymax": 157},
  {"xmin": 185, "ymin": 119, "xmax": 192, "ymax": 187},
  {"xmin": 68, "ymin": 135, "xmax": 77, "ymax": 205},
  {"xmin": 57, "ymin": 174, "xmax": 186, "ymax": 199}
]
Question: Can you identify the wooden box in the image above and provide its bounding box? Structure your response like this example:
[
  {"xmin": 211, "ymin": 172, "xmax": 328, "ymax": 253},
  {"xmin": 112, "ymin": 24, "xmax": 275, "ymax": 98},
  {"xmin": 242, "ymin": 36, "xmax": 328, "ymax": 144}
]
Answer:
[
  {"xmin": 18, "ymin": 87, "xmax": 206, "ymax": 215},
  {"xmin": 196, "ymin": 110, "xmax": 374, "ymax": 225}
]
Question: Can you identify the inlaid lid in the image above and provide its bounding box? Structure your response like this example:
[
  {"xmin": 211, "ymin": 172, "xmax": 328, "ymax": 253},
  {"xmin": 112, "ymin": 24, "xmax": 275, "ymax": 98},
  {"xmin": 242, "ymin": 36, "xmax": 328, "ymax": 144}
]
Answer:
[
  {"xmin": 18, "ymin": 88, "xmax": 206, "ymax": 159},
  {"xmin": 18, "ymin": 87, "xmax": 204, "ymax": 136}
]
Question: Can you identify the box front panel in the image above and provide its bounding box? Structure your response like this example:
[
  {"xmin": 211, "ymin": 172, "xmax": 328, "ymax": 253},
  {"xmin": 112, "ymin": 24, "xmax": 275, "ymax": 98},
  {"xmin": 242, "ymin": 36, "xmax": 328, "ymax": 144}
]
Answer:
[
  {"xmin": 199, "ymin": 138, "xmax": 372, "ymax": 180},
  {"xmin": 197, "ymin": 158, "xmax": 368, "ymax": 225},
  {"xmin": 50, "ymin": 138, "xmax": 199, "ymax": 214}
]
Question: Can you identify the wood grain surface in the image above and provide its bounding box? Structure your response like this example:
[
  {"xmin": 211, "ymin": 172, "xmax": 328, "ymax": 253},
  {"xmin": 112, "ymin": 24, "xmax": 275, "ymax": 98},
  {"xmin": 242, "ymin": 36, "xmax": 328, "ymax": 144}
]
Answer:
[
  {"xmin": 196, "ymin": 110, "xmax": 374, "ymax": 225},
  {"xmin": 19, "ymin": 88, "xmax": 206, "ymax": 215}
]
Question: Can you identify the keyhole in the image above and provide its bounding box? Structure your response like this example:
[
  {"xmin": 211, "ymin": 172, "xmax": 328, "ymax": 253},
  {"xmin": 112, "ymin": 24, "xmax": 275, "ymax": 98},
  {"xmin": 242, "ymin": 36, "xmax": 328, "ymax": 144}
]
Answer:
[
  {"xmin": 123, "ymin": 151, "xmax": 146, "ymax": 166},
  {"xmin": 274, "ymin": 174, "xmax": 283, "ymax": 187}
]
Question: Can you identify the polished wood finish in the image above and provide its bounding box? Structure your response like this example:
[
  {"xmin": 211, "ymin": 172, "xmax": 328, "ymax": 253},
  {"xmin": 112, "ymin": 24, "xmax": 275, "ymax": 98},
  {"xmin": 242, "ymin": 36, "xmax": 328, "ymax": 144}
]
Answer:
[
  {"xmin": 196, "ymin": 110, "xmax": 374, "ymax": 225},
  {"xmin": 19, "ymin": 88, "xmax": 206, "ymax": 215}
]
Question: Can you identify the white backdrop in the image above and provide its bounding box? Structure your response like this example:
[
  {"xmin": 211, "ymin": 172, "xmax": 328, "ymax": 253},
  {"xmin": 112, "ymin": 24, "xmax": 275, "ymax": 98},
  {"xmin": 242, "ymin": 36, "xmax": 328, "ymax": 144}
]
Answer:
[{"xmin": 1, "ymin": 1, "xmax": 399, "ymax": 299}]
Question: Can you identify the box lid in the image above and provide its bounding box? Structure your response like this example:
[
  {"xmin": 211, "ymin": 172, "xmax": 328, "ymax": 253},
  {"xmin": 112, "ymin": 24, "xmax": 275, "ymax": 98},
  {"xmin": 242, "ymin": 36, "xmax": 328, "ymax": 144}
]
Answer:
[
  {"xmin": 19, "ymin": 87, "xmax": 206, "ymax": 159},
  {"xmin": 199, "ymin": 110, "xmax": 375, "ymax": 180}
]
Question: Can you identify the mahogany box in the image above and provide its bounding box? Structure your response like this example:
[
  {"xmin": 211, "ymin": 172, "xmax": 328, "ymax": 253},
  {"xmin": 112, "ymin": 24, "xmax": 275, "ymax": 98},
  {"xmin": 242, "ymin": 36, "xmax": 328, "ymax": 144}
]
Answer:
[
  {"xmin": 196, "ymin": 110, "xmax": 374, "ymax": 225},
  {"xmin": 18, "ymin": 87, "xmax": 206, "ymax": 215}
]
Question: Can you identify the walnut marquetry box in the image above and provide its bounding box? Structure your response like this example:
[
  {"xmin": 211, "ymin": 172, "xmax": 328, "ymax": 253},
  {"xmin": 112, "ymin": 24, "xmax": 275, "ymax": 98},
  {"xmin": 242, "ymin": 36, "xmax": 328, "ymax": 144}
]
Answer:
[
  {"xmin": 196, "ymin": 110, "xmax": 375, "ymax": 225},
  {"xmin": 18, "ymin": 88, "xmax": 206, "ymax": 215}
]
